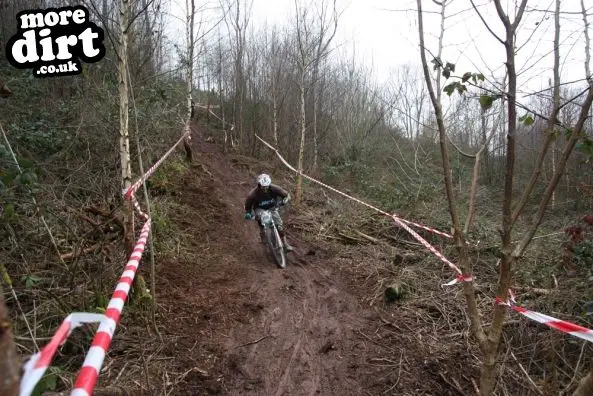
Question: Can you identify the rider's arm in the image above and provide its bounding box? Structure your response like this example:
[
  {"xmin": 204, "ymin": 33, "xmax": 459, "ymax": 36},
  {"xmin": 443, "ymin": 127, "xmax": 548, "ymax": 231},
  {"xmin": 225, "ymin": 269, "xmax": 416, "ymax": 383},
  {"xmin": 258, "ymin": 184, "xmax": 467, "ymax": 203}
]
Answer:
[
  {"xmin": 270, "ymin": 184, "xmax": 289, "ymax": 199},
  {"xmin": 244, "ymin": 189, "xmax": 257, "ymax": 212}
]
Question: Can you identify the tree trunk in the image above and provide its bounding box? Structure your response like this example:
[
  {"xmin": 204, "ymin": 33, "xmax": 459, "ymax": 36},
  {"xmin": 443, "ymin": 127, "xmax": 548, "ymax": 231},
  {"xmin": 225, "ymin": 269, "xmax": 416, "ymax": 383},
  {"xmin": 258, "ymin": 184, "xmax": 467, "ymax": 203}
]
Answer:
[
  {"xmin": 416, "ymin": 0, "xmax": 487, "ymax": 391},
  {"xmin": 573, "ymin": 365, "xmax": 593, "ymax": 396},
  {"xmin": 312, "ymin": 66, "xmax": 319, "ymax": 173},
  {"xmin": 118, "ymin": 0, "xmax": 134, "ymax": 255},
  {"xmin": 0, "ymin": 285, "xmax": 19, "ymax": 396},
  {"xmin": 183, "ymin": 0, "xmax": 195, "ymax": 163},
  {"xmin": 480, "ymin": 2, "xmax": 529, "ymax": 395},
  {"xmin": 102, "ymin": 0, "xmax": 109, "ymax": 30},
  {"xmin": 295, "ymin": 70, "xmax": 306, "ymax": 206},
  {"xmin": 273, "ymin": 83, "xmax": 278, "ymax": 147}
]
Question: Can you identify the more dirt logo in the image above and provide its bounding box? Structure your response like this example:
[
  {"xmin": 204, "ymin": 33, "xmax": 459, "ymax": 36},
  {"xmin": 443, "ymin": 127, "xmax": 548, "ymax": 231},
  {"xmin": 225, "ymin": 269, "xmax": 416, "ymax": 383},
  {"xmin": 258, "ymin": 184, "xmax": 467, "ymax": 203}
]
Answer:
[{"xmin": 5, "ymin": 5, "xmax": 105, "ymax": 78}]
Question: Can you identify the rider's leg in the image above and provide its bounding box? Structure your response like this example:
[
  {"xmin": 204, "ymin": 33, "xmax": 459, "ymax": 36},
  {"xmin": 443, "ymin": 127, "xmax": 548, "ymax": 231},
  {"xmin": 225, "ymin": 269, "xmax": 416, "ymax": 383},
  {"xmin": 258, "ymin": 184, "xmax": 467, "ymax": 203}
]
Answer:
[
  {"xmin": 272, "ymin": 209, "xmax": 293, "ymax": 251},
  {"xmin": 254, "ymin": 209, "xmax": 265, "ymax": 243}
]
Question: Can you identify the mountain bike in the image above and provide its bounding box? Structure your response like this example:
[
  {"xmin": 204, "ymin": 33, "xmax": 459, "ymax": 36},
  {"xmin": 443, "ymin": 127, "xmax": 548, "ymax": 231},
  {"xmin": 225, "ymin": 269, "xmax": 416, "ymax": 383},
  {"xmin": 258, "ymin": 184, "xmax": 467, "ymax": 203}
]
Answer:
[{"xmin": 251, "ymin": 202, "xmax": 287, "ymax": 269}]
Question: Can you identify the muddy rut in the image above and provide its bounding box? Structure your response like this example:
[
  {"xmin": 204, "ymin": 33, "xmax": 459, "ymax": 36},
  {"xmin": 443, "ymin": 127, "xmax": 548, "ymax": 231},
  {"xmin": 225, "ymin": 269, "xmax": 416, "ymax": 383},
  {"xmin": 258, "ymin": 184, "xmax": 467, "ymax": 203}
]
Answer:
[{"xmin": 154, "ymin": 132, "xmax": 395, "ymax": 395}]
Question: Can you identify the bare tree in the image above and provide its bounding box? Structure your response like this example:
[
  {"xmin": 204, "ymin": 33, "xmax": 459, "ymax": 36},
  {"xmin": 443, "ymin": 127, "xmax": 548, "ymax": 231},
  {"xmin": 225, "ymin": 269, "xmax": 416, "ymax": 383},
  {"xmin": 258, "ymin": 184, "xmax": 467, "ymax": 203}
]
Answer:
[
  {"xmin": 222, "ymin": 0, "xmax": 253, "ymax": 150},
  {"xmin": 118, "ymin": 0, "xmax": 134, "ymax": 254},
  {"xmin": 571, "ymin": 3, "xmax": 593, "ymax": 394},
  {"xmin": 183, "ymin": 0, "xmax": 195, "ymax": 162},
  {"xmin": 418, "ymin": 0, "xmax": 593, "ymax": 394},
  {"xmin": 415, "ymin": 0, "xmax": 486, "ymax": 375},
  {"xmin": 268, "ymin": 27, "xmax": 288, "ymax": 148},
  {"xmin": 292, "ymin": 0, "xmax": 340, "ymax": 205}
]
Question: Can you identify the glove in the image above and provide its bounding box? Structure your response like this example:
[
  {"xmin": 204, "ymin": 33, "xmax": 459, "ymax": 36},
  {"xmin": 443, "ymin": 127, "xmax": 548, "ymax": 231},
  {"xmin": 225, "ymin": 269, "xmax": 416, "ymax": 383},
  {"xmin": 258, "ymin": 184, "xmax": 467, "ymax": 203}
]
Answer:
[
  {"xmin": 282, "ymin": 195, "xmax": 290, "ymax": 205},
  {"xmin": 244, "ymin": 212, "xmax": 253, "ymax": 220}
]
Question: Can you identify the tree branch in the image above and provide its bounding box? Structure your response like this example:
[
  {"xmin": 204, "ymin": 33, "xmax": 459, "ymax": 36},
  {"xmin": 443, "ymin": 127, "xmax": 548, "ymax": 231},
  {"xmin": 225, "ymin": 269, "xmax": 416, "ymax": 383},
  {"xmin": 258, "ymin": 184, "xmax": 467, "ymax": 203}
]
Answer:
[
  {"xmin": 513, "ymin": 86, "xmax": 593, "ymax": 258},
  {"xmin": 511, "ymin": 0, "xmax": 563, "ymax": 226},
  {"xmin": 582, "ymin": 0, "xmax": 592, "ymax": 83},
  {"xmin": 469, "ymin": 0, "xmax": 505, "ymax": 45},
  {"xmin": 416, "ymin": 0, "xmax": 486, "ymax": 348}
]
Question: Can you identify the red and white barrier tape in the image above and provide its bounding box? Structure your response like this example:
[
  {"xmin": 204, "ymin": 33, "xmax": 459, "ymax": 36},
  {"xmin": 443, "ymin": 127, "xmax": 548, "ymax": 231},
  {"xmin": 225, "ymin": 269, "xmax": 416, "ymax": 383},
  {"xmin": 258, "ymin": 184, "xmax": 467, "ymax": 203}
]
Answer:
[
  {"xmin": 71, "ymin": 220, "xmax": 151, "ymax": 395},
  {"xmin": 19, "ymin": 313, "xmax": 105, "ymax": 396},
  {"xmin": 131, "ymin": 194, "xmax": 149, "ymax": 220},
  {"xmin": 255, "ymin": 135, "xmax": 453, "ymax": 239},
  {"xmin": 255, "ymin": 135, "xmax": 467, "ymax": 284},
  {"xmin": 124, "ymin": 130, "xmax": 190, "ymax": 200},
  {"xmin": 497, "ymin": 290, "xmax": 593, "ymax": 343},
  {"xmin": 71, "ymin": 127, "xmax": 187, "ymax": 394},
  {"xmin": 391, "ymin": 216, "xmax": 472, "ymax": 286},
  {"xmin": 20, "ymin": 128, "xmax": 188, "ymax": 395}
]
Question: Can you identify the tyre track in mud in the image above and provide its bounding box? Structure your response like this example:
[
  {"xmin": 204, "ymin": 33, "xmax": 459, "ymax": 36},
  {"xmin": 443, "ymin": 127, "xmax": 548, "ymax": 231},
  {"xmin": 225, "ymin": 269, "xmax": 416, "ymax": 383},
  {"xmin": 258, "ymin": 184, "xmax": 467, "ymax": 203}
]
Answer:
[{"xmin": 159, "ymin": 131, "xmax": 394, "ymax": 395}]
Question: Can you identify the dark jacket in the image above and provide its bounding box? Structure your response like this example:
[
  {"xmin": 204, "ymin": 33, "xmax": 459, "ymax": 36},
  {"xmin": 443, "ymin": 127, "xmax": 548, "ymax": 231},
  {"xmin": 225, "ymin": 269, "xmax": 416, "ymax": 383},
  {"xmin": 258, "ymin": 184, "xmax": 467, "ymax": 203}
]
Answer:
[{"xmin": 244, "ymin": 184, "xmax": 289, "ymax": 212}]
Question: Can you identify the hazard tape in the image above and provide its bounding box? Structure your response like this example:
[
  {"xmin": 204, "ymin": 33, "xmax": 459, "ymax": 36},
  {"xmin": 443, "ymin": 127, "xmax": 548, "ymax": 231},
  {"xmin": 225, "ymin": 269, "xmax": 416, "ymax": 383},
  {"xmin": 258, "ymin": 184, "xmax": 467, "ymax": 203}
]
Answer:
[
  {"xmin": 257, "ymin": 135, "xmax": 593, "ymax": 345},
  {"xmin": 497, "ymin": 290, "xmax": 593, "ymax": 343},
  {"xmin": 20, "ymin": 127, "xmax": 187, "ymax": 395},
  {"xmin": 195, "ymin": 103, "xmax": 235, "ymax": 130},
  {"xmin": 256, "ymin": 134, "xmax": 593, "ymax": 343},
  {"xmin": 131, "ymin": 194, "xmax": 149, "ymax": 220},
  {"xmin": 391, "ymin": 216, "xmax": 472, "ymax": 286},
  {"xmin": 71, "ymin": 220, "xmax": 151, "ymax": 395},
  {"xmin": 124, "ymin": 128, "xmax": 190, "ymax": 200},
  {"xmin": 255, "ymin": 135, "xmax": 453, "ymax": 239},
  {"xmin": 19, "ymin": 312, "xmax": 105, "ymax": 396},
  {"xmin": 70, "ymin": 125, "xmax": 183, "ymax": 393},
  {"xmin": 19, "ymin": 313, "xmax": 105, "ymax": 396},
  {"xmin": 255, "ymin": 135, "xmax": 467, "ymax": 284},
  {"xmin": 69, "ymin": 126, "xmax": 186, "ymax": 394}
]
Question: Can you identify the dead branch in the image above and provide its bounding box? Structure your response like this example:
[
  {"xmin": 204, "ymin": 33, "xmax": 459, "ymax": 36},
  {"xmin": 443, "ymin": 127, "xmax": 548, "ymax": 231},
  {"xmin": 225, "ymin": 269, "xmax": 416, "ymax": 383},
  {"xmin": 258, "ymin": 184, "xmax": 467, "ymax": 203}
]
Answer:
[
  {"xmin": 60, "ymin": 242, "xmax": 103, "ymax": 261},
  {"xmin": 510, "ymin": 351, "xmax": 544, "ymax": 395},
  {"xmin": 337, "ymin": 231, "xmax": 365, "ymax": 244},
  {"xmin": 84, "ymin": 206, "xmax": 124, "ymax": 230},
  {"xmin": 236, "ymin": 335, "xmax": 269, "ymax": 348},
  {"xmin": 77, "ymin": 213, "xmax": 102, "ymax": 228},
  {"xmin": 354, "ymin": 230, "xmax": 380, "ymax": 244}
]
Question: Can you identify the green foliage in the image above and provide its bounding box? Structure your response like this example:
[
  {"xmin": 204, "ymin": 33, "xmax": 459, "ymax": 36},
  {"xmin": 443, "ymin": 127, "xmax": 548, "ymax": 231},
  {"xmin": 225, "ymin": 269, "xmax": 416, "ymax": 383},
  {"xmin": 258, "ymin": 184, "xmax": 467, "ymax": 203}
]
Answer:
[
  {"xmin": 574, "ymin": 241, "xmax": 593, "ymax": 268},
  {"xmin": 94, "ymin": 292, "xmax": 109, "ymax": 313},
  {"xmin": 31, "ymin": 367, "xmax": 62, "ymax": 396},
  {"xmin": 151, "ymin": 206, "xmax": 171, "ymax": 236},
  {"xmin": 0, "ymin": 142, "xmax": 39, "ymax": 225},
  {"xmin": 7, "ymin": 120, "xmax": 68, "ymax": 157},
  {"xmin": 443, "ymin": 72, "xmax": 485, "ymax": 97},
  {"xmin": 478, "ymin": 94, "xmax": 503, "ymax": 111},
  {"xmin": 322, "ymin": 159, "xmax": 436, "ymax": 213},
  {"xmin": 443, "ymin": 82, "xmax": 467, "ymax": 96},
  {"xmin": 519, "ymin": 113, "xmax": 535, "ymax": 126},
  {"xmin": 437, "ymin": 61, "xmax": 510, "ymax": 113},
  {"xmin": 577, "ymin": 137, "xmax": 593, "ymax": 164},
  {"xmin": 21, "ymin": 274, "xmax": 41, "ymax": 289},
  {"xmin": 431, "ymin": 57, "xmax": 456, "ymax": 79},
  {"xmin": 462, "ymin": 71, "xmax": 485, "ymax": 84},
  {"xmin": 146, "ymin": 159, "xmax": 188, "ymax": 195}
]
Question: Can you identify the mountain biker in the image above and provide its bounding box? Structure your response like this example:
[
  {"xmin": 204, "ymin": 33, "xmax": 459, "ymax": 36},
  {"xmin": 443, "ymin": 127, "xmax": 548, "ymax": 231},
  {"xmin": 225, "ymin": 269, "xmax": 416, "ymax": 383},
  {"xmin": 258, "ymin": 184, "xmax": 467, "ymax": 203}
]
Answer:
[{"xmin": 244, "ymin": 173, "xmax": 293, "ymax": 252}]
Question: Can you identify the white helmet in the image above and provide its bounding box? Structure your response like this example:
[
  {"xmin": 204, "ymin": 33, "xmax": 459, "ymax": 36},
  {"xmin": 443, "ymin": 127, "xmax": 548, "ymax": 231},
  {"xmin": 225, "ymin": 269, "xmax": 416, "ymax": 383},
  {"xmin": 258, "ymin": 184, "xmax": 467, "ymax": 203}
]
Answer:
[{"xmin": 257, "ymin": 173, "xmax": 271, "ymax": 187}]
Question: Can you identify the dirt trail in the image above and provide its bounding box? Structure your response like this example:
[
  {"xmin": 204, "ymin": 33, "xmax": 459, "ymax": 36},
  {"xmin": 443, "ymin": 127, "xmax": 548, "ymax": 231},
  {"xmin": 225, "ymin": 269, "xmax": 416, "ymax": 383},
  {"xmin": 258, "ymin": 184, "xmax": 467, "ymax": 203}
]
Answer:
[{"xmin": 153, "ymin": 130, "xmax": 395, "ymax": 395}]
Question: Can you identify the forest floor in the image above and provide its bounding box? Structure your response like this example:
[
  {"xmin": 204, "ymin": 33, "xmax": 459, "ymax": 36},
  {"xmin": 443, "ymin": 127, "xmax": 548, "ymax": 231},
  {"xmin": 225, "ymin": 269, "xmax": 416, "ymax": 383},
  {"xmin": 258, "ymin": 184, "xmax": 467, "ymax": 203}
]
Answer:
[{"xmin": 86, "ymin": 123, "xmax": 547, "ymax": 396}]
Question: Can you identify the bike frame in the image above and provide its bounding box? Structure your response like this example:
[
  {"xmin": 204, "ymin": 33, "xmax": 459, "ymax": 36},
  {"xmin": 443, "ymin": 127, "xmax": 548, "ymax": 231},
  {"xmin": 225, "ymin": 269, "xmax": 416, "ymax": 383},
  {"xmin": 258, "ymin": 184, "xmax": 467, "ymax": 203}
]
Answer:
[{"xmin": 256, "ymin": 206, "xmax": 286, "ymax": 268}]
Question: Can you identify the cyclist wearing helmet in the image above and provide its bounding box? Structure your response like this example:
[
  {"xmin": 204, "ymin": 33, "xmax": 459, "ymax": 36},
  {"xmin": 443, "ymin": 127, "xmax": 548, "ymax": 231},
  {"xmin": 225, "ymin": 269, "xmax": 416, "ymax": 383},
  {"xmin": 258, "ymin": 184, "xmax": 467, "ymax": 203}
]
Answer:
[{"xmin": 244, "ymin": 173, "xmax": 293, "ymax": 252}]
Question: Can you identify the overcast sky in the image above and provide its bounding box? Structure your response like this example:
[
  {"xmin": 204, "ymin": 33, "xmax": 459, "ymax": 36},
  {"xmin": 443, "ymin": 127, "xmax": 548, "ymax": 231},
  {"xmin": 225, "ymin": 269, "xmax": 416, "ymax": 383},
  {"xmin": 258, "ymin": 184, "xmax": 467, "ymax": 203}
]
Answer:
[{"xmin": 166, "ymin": 0, "xmax": 593, "ymax": 97}]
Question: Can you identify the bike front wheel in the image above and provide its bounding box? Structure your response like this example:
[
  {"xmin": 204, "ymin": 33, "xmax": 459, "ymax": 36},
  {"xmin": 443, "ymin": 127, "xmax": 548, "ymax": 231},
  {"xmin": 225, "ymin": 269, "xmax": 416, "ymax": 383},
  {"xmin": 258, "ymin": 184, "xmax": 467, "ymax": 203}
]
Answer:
[{"xmin": 265, "ymin": 226, "xmax": 286, "ymax": 269}]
